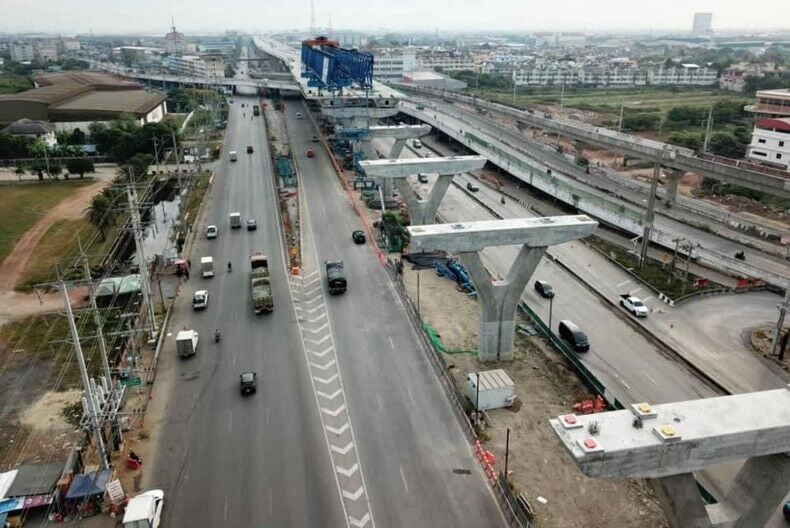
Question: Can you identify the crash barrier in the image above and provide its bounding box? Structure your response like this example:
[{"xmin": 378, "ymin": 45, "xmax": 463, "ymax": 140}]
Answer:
[
  {"xmin": 385, "ymin": 262, "xmax": 528, "ymax": 527},
  {"xmin": 518, "ymin": 301, "xmax": 625, "ymax": 411}
]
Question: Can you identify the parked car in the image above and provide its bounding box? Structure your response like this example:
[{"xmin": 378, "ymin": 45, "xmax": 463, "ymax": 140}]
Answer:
[
  {"xmin": 417, "ymin": 173, "xmax": 429, "ymax": 183},
  {"xmin": 205, "ymin": 225, "xmax": 217, "ymax": 239},
  {"xmin": 352, "ymin": 230, "xmax": 366, "ymax": 244},
  {"xmin": 247, "ymin": 145, "xmax": 254, "ymax": 153},
  {"xmin": 466, "ymin": 182, "xmax": 479, "ymax": 192},
  {"xmin": 412, "ymin": 139, "xmax": 422, "ymax": 148},
  {"xmin": 534, "ymin": 280, "xmax": 555, "ymax": 298},
  {"xmin": 247, "ymin": 219, "xmax": 258, "ymax": 231},
  {"xmin": 240, "ymin": 372, "xmax": 257, "ymax": 395},
  {"xmin": 192, "ymin": 290, "xmax": 209, "ymax": 310},
  {"xmin": 558, "ymin": 320, "xmax": 589, "ymax": 353}
]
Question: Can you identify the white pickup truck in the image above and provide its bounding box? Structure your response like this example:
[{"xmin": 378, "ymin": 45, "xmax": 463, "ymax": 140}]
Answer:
[{"xmin": 619, "ymin": 294, "xmax": 648, "ymax": 317}]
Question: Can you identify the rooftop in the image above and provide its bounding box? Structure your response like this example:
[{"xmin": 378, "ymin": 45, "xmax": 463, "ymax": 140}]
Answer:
[
  {"xmin": 756, "ymin": 88, "xmax": 790, "ymax": 98},
  {"xmin": 50, "ymin": 89, "xmax": 166, "ymax": 117}
]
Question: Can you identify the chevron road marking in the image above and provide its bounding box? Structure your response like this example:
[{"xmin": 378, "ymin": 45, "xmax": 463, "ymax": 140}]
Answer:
[
  {"xmin": 309, "ymin": 359, "xmax": 336, "ymax": 371},
  {"xmin": 313, "ymin": 373, "xmax": 339, "ymax": 385},
  {"xmin": 331, "ymin": 442, "xmax": 354, "ymax": 455},
  {"xmin": 343, "ymin": 487, "xmax": 365, "ymax": 501},
  {"xmin": 326, "ymin": 422, "xmax": 350, "ymax": 435},
  {"xmin": 307, "ymin": 312, "xmax": 328, "ymax": 323},
  {"xmin": 308, "ymin": 346, "xmax": 333, "ymax": 358},
  {"xmin": 349, "ymin": 513, "xmax": 371, "ymax": 527},
  {"xmin": 335, "ymin": 463, "xmax": 359, "ymax": 478},
  {"xmin": 306, "ymin": 334, "xmax": 331, "ymax": 345},
  {"xmin": 321, "ymin": 404, "xmax": 346, "ymax": 417},
  {"xmin": 306, "ymin": 323, "xmax": 329, "ymax": 334},
  {"xmin": 316, "ymin": 388, "xmax": 342, "ymax": 400}
]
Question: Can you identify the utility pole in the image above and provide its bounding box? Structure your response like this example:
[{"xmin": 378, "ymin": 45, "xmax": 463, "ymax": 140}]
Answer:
[
  {"xmin": 512, "ymin": 70, "xmax": 516, "ymax": 104},
  {"xmin": 771, "ymin": 290, "xmax": 790, "ymax": 356},
  {"xmin": 702, "ymin": 106, "xmax": 713, "ymax": 154},
  {"xmin": 640, "ymin": 146, "xmax": 666, "ymax": 267},
  {"xmin": 152, "ymin": 136, "xmax": 161, "ymax": 175},
  {"xmin": 170, "ymin": 129, "xmax": 182, "ymax": 188},
  {"xmin": 560, "ymin": 83, "xmax": 565, "ymax": 109},
  {"xmin": 59, "ymin": 273, "xmax": 109, "ymax": 469},
  {"xmin": 618, "ymin": 97, "xmax": 625, "ymax": 132},
  {"xmin": 126, "ymin": 178, "xmax": 158, "ymax": 334},
  {"xmin": 79, "ymin": 237, "xmax": 112, "ymax": 382}
]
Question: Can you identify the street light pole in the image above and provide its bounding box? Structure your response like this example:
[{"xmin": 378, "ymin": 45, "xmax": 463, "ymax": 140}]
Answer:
[{"xmin": 548, "ymin": 296, "xmax": 554, "ymax": 332}]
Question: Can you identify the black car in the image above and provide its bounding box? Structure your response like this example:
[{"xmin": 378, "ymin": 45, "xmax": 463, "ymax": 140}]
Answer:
[
  {"xmin": 240, "ymin": 372, "xmax": 257, "ymax": 395},
  {"xmin": 352, "ymin": 230, "xmax": 366, "ymax": 244},
  {"xmin": 247, "ymin": 145, "xmax": 254, "ymax": 153},
  {"xmin": 534, "ymin": 280, "xmax": 555, "ymax": 298},
  {"xmin": 466, "ymin": 182, "xmax": 479, "ymax": 192},
  {"xmin": 417, "ymin": 173, "xmax": 429, "ymax": 183},
  {"xmin": 247, "ymin": 219, "xmax": 257, "ymax": 231}
]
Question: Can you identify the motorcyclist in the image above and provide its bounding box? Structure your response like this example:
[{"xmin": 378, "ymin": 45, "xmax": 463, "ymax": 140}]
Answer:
[
  {"xmin": 215, "ymin": 329, "xmax": 221, "ymax": 342},
  {"xmin": 228, "ymin": 261, "xmax": 232, "ymax": 272}
]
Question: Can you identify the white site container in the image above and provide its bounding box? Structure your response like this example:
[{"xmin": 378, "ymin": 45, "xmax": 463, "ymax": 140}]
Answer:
[{"xmin": 466, "ymin": 369, "xmax": 516, "ymax": 411}]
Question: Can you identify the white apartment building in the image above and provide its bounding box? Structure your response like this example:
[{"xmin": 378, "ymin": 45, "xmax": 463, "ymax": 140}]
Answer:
[
  {"xmin": 746, "ymin": 118, "xmax": 790, "ymax": 170},
  {"xmin": 200, "ymin": 53, "xmax": 225, "ymax": 78},
  {"xmin": 168, "ymin": 55, "xmax": 219, "ymax": 78},
  {"xmin": 35, "ymin": 41, "xmax": 59, "ymax": 62},
  {"xmin": 648, "ymin": 64, "xmax": 717, "ymax": 86},
  {"xmin": 419, "ymin": 55, "xmax": 476, "ymax": 72},
  {"xmin": 10, "ymin": 42, "xmax": 34, "ymax": 62},
  {"xmin": 61, "ymin": 38, "xmax": 81, "ymax": 52},
  {"xmin": 373, "ymin": 50, "xmax": 416, "ymax": 79}
]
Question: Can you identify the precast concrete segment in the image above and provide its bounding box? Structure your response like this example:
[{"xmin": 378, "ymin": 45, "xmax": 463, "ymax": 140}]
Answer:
[
  {"xmin": 725, "ymin": 453, "xmax": 790, "ymax": 528},
  {"xmin": 367, "ymin": 124, "xmax": 431, "ymax": 140},
  {"xmin": 359, "ymin": 155, "xmax": 486, "ymax": 178},
  {"xmin": 393, "ymin": 174, "xmax": 454, "ymax": 225},
  {"xmin": 663, "ymin": 169, "xmax": 685, "ymax": 206},
  {"xmin": 461, "ymin": 247, "xmax": 545, "ymax": 361},
  {"xmin": 549, "ymin": 385, "xmax": 790, "ymax": 480},
  {"xmin": 406, "ymin": 215, "xmax": 598, "ymax": 253}
]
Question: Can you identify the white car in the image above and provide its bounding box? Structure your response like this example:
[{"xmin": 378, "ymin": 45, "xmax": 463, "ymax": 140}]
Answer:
[
  {"xmin": 619, "ymin": 295, "xmax": 648, "ymax": 317},
  {"xmin": 206, "ymin": 225, "xmax": 217, "ymax": 239},
  {"xmin": 413, "ymin": 139, "xmax": 422, "ymax": 148},
  {"xmin": 192, "ymin": 290, "xmax": 209, "ymax": 310},
  {"xmin": 123, "ymin": 489, "xmax": 164, "ymax": 528}
]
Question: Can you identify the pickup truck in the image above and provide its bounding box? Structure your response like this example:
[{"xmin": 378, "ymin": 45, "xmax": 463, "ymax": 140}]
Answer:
[
  {"xmin": 619, "ymin": 294, "xmax": 648, "ymax": 317},
  {"xmin": 325, "ymin": 260, "xmax": 347, "ymax": 295}
]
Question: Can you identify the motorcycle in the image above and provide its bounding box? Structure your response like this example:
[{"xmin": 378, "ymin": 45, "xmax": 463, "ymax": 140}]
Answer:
[
  {"xmin": 227, "ymin": 261, "xmax": 232, "ymax": 272},
  {"xmin": 215, "ymin": 329, "xmax": 221, "ymax": 343}
]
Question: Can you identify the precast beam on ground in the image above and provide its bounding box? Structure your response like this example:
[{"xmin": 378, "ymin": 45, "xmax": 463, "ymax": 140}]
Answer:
[
  {"xmin": 359, "ymin": 155, "xmax": 486, "ymax": 178},
  {"xmin": 549, "ymin": 385, "xmax": 790, "ymax": 480},
  {"xmin": 406, "ymin": 215, "xmax": 597, "ymax": 253}
]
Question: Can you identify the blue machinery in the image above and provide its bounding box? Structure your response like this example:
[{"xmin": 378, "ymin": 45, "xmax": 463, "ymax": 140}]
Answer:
[{"xmin": 301, "ymin": 36, "xmax": 374, "ymax": 93}]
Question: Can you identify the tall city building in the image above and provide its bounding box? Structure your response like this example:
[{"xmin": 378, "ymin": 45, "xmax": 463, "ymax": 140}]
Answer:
[{"xmin": 692, "ymin": 12, "xmax": 713, "ymax": 35}]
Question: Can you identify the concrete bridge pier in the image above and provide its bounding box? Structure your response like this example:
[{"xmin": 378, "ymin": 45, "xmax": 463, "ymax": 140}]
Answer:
[
  {"xmin": 393, "ymin": 175, "xmax": 454, "ymax": 225},
  {"xmin": 726, "ymin": 453, "xmax": 790, "ymax": 528},
  {"xmin": 460, "ymin": 246, "xmax": 545, "ymax": 361},
  {"xmin": 663, "ymin": 168, "xmax": 685, "ymax": 207},
  {"xmin": 651, "ymin": 474, "xmax": 712, "ymax": 528}
]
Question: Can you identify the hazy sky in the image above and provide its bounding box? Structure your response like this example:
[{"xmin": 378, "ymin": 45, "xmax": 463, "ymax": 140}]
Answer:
[{"xmin": 2, "ymin": 0, "xmax": 789, "ymax": 34}]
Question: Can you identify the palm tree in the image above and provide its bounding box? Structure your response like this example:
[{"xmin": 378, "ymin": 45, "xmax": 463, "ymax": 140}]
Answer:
[{"xmin": 85, "ymin": 194, "xmax": 116, "ymax": 241}]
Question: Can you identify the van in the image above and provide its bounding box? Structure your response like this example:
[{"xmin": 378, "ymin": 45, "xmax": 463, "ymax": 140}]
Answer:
[
  {"xmin": 229, "ymin": 150, "xmax": 237, "ymax": 162},
  {"xmin": 558, "ymin": 320, "xmax": 589, "ymax": 353}
]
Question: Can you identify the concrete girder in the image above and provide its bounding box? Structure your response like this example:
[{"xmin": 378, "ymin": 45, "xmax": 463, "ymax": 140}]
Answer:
[
  {"xmin": 663, "ymin": 168, "xmax": 685, "ymax": 206},
  {"xmin": 319, "ymin": 106, "xmax": 399, "ymax": 120},
  {"xmin": 406, "ymin": 215, "xmax": 597, "ymax": 361},
  {"xmin": 359, "ymin": 156, "xmax": 487, "ymax": 179},
  {"xmin": 368, "ymin": 124, "xmax": 431, "ymax": 140}
]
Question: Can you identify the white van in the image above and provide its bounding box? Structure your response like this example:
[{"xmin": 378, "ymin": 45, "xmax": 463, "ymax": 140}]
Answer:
[
  {"xmin": 123, "ymin": 489, "xmax": 164, "ymax": 528},
  {"xmin": 229, "ymin": 150, "xmax": 238, "ymax": 162}
]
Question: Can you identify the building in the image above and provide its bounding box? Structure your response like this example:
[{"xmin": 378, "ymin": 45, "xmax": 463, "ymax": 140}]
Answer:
[
  {"xmin": 746, "ymin": 118, "xmax": 790, "ymax": 170},
  {"xmin": 167, "ymin": 54, "xmax": 225, "ymax": 78},
  {"xmin": 196, "ymin": 41, "xmax": 236, "ymax": 54},
  {"xmin": 419, "ymin": 53, "xmax": 476, "ymax": 72},
  {"xmin": 35, "ymin": 41, "xmax": 59, "ymax": 62},
  {"xmin": 164, "ymin": 25, "xmax": 186, "ymax": 56},
  {"xmin": 117, "ymin": 46, "xmax": 164, "ymax": 66},
  {"xmin": 10, "ymin": 42, "xmax": 34, "ymax": 62},
  {"xmin": 744, "ymin": 88, "xmax": 790, "ymax": 119},
  {"xmin": 199, "ymin": 53, "xmax": 225, "ymax": 78},
  {"xmin": 402, "ymin": 71, "xmax": 467, "ymax": 90},
  {"xmin": 373, "ymin": 50, "xmax": 417, "ymax": 79},
  {"xmin": 61, "ymin": 38, "xmax": 81, "ymax": 52},
  {"xmin": 648, "ymin": 64, "xmax": 717, "ymax": 86},
  {"xmin": 0, "ymin": 72, "xmax": 167, "ymax": 132},
  {"xmin": 0, "ymin": 119, "xmax": 57, "ymax": 147},
  {"xmin": 692, "ymin": 12, "xmax": 713, "ymax": 35}
]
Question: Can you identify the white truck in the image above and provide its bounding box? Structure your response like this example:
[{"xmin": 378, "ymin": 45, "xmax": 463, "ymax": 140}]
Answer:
[
  {"xmin": 123, "ymin": 489, "xmax": 164, "ymax": 528},
  {"xmin": 230, "ymin": 212, "xmax": 242, "ymax": 229},
  {"xmin": 619, "ymin": 294, "xmax": 649, "ymax": 317},
  {"xmin": 176, "ymin": 330, "xmax": 198, "ymax": 357},
  {"xmin": 229, "ymin": 150, "xmax": 238, "ymax": 161},
  {"xmin": 200, "ymin": 256, "xmax": 214, "ymax": 278}
]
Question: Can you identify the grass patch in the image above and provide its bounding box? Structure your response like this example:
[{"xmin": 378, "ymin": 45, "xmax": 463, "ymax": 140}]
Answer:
[
  {"xmin": 0, "ymin": 73, "xmax": 34, "ymax": 94},
  {"xmin": 588, "ymin": 235, "xmax": 723, "ymax": 299},
  {"xmin": 182, "ymin": 172, "xmax": 211, "ymax": 224},
  {"xmin": 0, "ymin": 181, "xmax": 91, "ymax": 265}
]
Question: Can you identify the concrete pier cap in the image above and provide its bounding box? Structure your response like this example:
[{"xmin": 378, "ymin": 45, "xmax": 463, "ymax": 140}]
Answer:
[
  {"xmin": 367, "ymin": 124, "xmax": 431, "ymax": 139},
  {"xmin": 359, "ymin": 155, "xmax": 487, "ymax": 178}
]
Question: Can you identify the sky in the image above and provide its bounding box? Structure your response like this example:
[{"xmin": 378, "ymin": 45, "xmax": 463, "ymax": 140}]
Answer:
[{"xmin": 1, "ymin": 0, "xmax": 789, "ymax": 35}]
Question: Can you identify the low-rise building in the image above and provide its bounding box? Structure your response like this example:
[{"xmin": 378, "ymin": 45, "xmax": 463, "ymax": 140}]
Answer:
[
  {"xmin": 746, "ymin": 117, "xmax": 790, "ymax": 170},
  {"xmin": 35, "ymin": 41, "xmax": 59, "ymax": 62},
  {"xmin": 0, "ymin": 119, "xmax": 57, "ymax": 148},
  {"xmin": 647, "ymin": 64, "xmax": 717, "ymax": 86},
  {"xmin": 10, "ymin": 42, "xmax": 34, "ymax": 62},
  {"xmin": 167, "ymin": 54, "xmax": 225, "ymax": 78},
  {"xmin": 373, "ymin": 50, "xmax": 417, "ymax": 79},
  {"xmin": 744, "ymin": 88, "xmax": 790, "ymax": 119}
]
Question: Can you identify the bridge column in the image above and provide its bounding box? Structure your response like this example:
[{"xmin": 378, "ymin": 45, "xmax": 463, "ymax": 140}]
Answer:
[
  {"xmin": 389, "ymin": 138, "xmax": 407, "ymax": 158},
  {"xmin": 663, "ymin": 169, "xmax": 685, "ymax": 207},
  {"xmin": 651, "ymin": 474, "xmax": 712, "ymax": 528},
  {"xmin": 727, "ymin": 453, "xmax": 790, "ymax": 528},
  {"xmin": 392, "ymin": 175, "xmax": 453, "ymax": 225},
  {"xmin": 460, "ymin": 246, "xmax": 545, "ymax": 362}
]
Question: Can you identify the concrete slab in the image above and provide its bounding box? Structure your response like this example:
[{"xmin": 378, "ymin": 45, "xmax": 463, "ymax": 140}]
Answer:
[
  {"xmin": 549, "ymin": 385, "xmax": 790, "ymax": 479},
  {"xmin": 407, "ymin": 215, "xmax": 597, "ymax": 253},
  {"xmin": 360, "ymin": 156, "xmax": 486, "ymax": 178}
]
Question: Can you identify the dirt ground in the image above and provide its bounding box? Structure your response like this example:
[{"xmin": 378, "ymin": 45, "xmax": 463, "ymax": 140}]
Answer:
[
  {"xmin": 400, "ymin": 262, "xmax": 669, "ymax": 528},
  {"xmin": 750, "ymin": 326, "xmax": 790, "ymax": 372}
]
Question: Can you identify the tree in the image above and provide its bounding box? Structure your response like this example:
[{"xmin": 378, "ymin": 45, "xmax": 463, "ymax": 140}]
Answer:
[
  {"xmin": 120, "ymin": 153, "xmax": 154, "ymax": 181},
  {"xmin": 85, "ymin": 194, "xmax": 115, "ymax": 241},
  {"xmin": 0, "ymin": 133, "xmax": 33, "ymax": 159},
  {"xmin": 224, "ymin": 64, "xmax": 236, "ymax": 78},
  {"xmin": 66, "ymin": 158, "xmax": 95, "ymax": 178},
  {"xmin": 68, "ymin": 128, "xmax": 86, "ymax": 146},
  {"xmin": 708, "ymin": 131, "xmax": 746, "ymax": 158},
  {"xmin": 14, "ymin": 165, "xmax": 25, "ymax": 183}
]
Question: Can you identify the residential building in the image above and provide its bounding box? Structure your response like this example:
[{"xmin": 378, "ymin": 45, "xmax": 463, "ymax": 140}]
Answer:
[
  {"xmin": 35, "ymin": 41, "xmax": 59, "ymax": 62},
  {"xmin": 746, "ymin": 118, "xmax": 790, "ymax": 170},
  {"xmin": 419, "ymin": 53, "xmax": 476, "ymax": 72},
  {"xmin": 196, "ymin": 41, "xmax": 236, "ymax": 54},
  {"xmin": 373, "ymin": 50, "xmax": 417, "ymax": 79},
  {"xmin": 10, "ymin": 42, "xmax": 35, "ymax": 62},
  {"xmin": 167, "ymin": 54, "xmax": 224, "ymax": 78},
  {"xmin": 199, "ymin": 53, "xmax": 225, "ymax": 78},
  {"xmin": 744, "ymin": 88, "xmax": 790, "ymax": 119},
  {"xmin": 0, "ymin": 119, "xmax": 57, "ymax": 147},
  {"xmin": 61, "ymin": 38, "xmax": 81, "ymax": 52},
  {"xmin": 692, "ymin": 13, "xmax": 713, "ymax": 35},
  {"xmin": 648, "ymin": 64, "xmax": 717, "ymax": 86}
]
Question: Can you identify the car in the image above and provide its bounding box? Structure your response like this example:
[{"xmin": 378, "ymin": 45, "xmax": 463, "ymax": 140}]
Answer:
[
  {"xmin": 558, "ymin": 320, "xmax": 590, "ymax": 353},
  {"xmin": 192, "ymin": 290, "xmax": 209, "ymax": 310},
  {"xmin": 205, "ymin": 225, "xmax": 217, "ymax": 239},
  {"xmin": 783, "ymin": 500, "xmax": 790, "ymax": 522},
  {"xmin": 352, "ymin": 230, "xmax": 366, "ymax": 244},
  {"xmin": 247, "ymin": 145, "xmax": 254, "ymax": 153},
  {"xmin": 466, "ymin": 182, "xmax": 480, "ymax": 192},
  {"xmin": 122, "ymin": 489, "xmax": 164, "ymax": 528},
  {"xmin": 417, "ymin": 173, "xmax": 429, "ymax": 183},
  {"xmin": 534, "ymin": 280, "xmax": 555, "ymax": 298},
  {"xmin": 311, "ymin": 135, "xmax": 319, "ymax": 142},
  {"xmin": 229, "ymin": 99, "xmax": 234, "ymax": 104},
  {"xmin": 412, "ymin": 139, "xmax": 422, "ymax": 148},
  {"xmin": 296, "ymin": 112, "xmax": 303, "ymax": 119},
  {"xmin": 619, "ymin": 294, "xmax": 649, "ymax": 317},
  {"xmin": 240, "ymin": 372, "xmax": 257, "ymax": 395},
  {"xmin": 247, "ymin": 219, "xmax": 257, "ymax": 231}
]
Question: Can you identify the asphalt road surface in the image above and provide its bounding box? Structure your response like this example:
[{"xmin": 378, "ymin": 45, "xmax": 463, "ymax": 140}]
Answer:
[
  {"xmin": 147, "ymin": 95, "xmax": 344, "ymax": 527},
  {"xmin": 284, "ymin": 101, "xmax": 505, "ymax": 527}
]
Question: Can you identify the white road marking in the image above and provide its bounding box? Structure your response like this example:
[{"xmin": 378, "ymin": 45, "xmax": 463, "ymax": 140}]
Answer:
[
  {"xmin": 336, "ymin": 463, "xmax": 359, "ymax": 477},
  {"xmin": 308, "ymin": 346, "xmax": 333, "ymax": 358},
  {"xmin": 317, "ymin": 388, "xmax": 342, "ymax": 400},
  {"xmin": 343, "ymin": 487, "xmax": 365, "ymax": 501},
  {"xmin": 301, "ymin": 303, "xmax": 325, "ymax": 314},
  {"xmin": 306, "ymin": 334, "xmax": 331, "ymax": 346},
  {"xmin": 642, "ymin": 370, "xmax": 660, "ymax": 386},
  {"xmin": 307, "ymin": 313, "xmax": 328, "ymax": 323},
  {"xmin": 349, "ymin": 513, "xmax": 371, "ymax": 527},
  {"xmin": 399, "ymin": 466, "xmax": 409, "ymax": 492},
  {"xmin": 310, "ymin": 359, "xmax": 336, "ymax": 371},
  {"xmin": 331, "ymin": 442, "xmax": 355, "ymax": 455},
  {"xmin": 322, "ymin": 404, "xmax": 347, "ymax": 417},
  {"xmin": 306, "ymin": 323, "xmax": 329, "ymax": 334},
  {"xmin": 615, "ymin": 279, "xmax": 632, "ymax": 288},
  {"xmin": 326, "ymin": 422, "xmax": 350, "ymax": 435},
  {"xmin": 228, "ymin": 411, "xmax": 232, "ymax": 432},
  {"xmin": 223, "ymin": 496, "xmax": 228, "ymax": 521},
  {"xmin": 313, "ymin": 373, "xmax": 339, "ymax": 385},
  {"xmin": 388, "ymin": 336, "xmax": 395, "ymax": 349}
]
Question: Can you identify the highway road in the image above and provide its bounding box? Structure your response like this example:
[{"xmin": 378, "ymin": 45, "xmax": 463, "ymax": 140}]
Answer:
[
  {"xmin": 400, "ymin": 98, "xmax": 790, "ymax": 287},
  {"xmin": 284, "ymin": 101, "xmax": 505, "ymax": 527},
  {"xmin": 145, "ymin": 95, "xmax": 344, "ymax": 526}
]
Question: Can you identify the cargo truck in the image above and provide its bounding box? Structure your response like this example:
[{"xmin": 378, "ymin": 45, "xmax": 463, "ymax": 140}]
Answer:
[
  {"xmin": 200, "ymin": 256, "xmax": 214, "ymax": 278},
  {"xmin": 325, "ymin": 260, "xmax": 347, "ymax": 295},
  {"xmin": 176, "ymin": 330, "xmax": 198, "ymax": 357},
  {"xmin": 250, "ymin": 253, "xmax": 274, "ymax": 314},
  {"xmin": 230, "ymin": 212, "xmax": 242, "ymax": 229}
]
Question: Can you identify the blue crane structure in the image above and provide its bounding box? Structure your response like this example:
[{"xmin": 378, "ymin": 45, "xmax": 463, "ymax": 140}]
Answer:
[{"xmin": 301, "ymin": 36, "xmax": 374, "ymax": 93}]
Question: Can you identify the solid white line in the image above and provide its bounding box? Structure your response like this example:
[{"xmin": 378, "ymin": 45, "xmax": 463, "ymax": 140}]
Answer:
[
  {"xmin": 399, "ymin": 466, "xmax": 409, "ymax": 493},
  {"xmin": 642, "ymin": 370, "xmax": 660, "ymax": 386},
  {"xmin": 388, "ymin": 336, "xmax": 395, "ymax": 349},
  {"xmin": 615, "ymin": 279, "xmax": 632, "ymax": 288},
  {"xmin": 223, "ymin": 496, "xmax": 228, "ymax": 521},
  {"xmin": 228, "ymin": 411, "xmax": 232, "ymax": 432}
]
